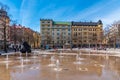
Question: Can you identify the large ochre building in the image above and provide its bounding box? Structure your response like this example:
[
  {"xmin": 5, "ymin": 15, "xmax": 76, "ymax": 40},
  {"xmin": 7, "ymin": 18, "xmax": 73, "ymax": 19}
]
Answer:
[{"xmin": 72, "ymin": 20, "xmax": 103, "ymax": 48}]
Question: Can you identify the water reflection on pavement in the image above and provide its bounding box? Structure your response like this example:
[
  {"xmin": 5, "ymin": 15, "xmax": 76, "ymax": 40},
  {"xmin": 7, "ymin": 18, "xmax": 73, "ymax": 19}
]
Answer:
[{"xmin": 0, "ymin": 53, "xmax": 120, "ymax": 80}]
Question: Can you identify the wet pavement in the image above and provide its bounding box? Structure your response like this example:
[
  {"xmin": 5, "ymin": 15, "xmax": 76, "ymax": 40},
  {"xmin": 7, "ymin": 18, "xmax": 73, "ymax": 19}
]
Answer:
[{"xmin": 0, "ymin": 52, "xmax": 120, "ymax": 80}]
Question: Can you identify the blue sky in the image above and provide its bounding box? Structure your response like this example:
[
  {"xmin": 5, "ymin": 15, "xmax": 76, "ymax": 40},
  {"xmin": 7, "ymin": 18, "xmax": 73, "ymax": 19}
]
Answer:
[{"xmin": 0, "ymin": 0, "xmax": 120, "ymax": 32}]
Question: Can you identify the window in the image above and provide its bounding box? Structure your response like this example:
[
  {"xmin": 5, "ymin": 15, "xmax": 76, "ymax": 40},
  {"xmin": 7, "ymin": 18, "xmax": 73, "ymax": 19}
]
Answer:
[
  {"xmin": 47, "ymin": 25, "xmax": 50, "ymax": 27},
  {"xmin": 93, "ymin": 29, "xmax": 96, "ymax": 31},
  {"xmin": 57, "ymin": 41, "xmax": 59, "ymax": 43},
  {"xmin": 74, "ymin": 29, "xmax": 77, "ymax": 31},
  {"xmin": 42, "ymin": 28, "xmax": 45, "ymax": 30},
  {"xmin": 42, "ymin": 31, "xmax": 44, "ymax": 34},
  {"xmin": 89, "ymin": 40, "xmax": 91, "ymax": 42},
  {"xmin": 52, "ymin": 41, "xmax": 54, "ymax": 43},
  {"xmin": 84, "ymin": 28, "xmax": 87, "ymax": 30},
  {"xmin": 57, "ymin": 33, "xmax": 59, "ymax": 35},
  {"xmin": 84, "ymin": 32, "xmax": 87, "ymax": 35},
  {"xmin": 68, "ymin": 41, "xmax": 70, "ymax": 43},
  {"xmin": 57, "ymin": 37, "xmax": 59, "ymax": 39},
  {"xmin": 79, "ymin": 28, "xmax": 82, "ymax": 31},
  {"xmin": 84, "ymin": 40, "xmax": 86, "ymax": 42},
  {"xmin": 79, "ymin": 40, "xmax": 81, "ymax": 42},
  {"xmin": 47, "ymin": 32, "xmax": 50, "ymax": 34},
  {"xmin": 68, "ymin": 29, "xmax": 70, "ymax": 31},
  {"xmin": 41, "ymin": 25, "xmax": 45, "ymax": 27},
  {"xmin": 89, "ymin": 29, "xmax": 92, "ymax": 31},
  {"xmin": 42, "ymin": 21, "xmax": 44, "ymax": 23},
  {"xmin": 68, "ymin": 26, "xmax": 70, "ymax": 27},
  {"xmin": 68, "ymin": 37, "xmax": 70, "ymax": 40},
  {"xmin": 74, "ymin": 40, "xmax": 77, "ymax": 42},
  {"xmin": 74, "ymin": 33, "xmax": 77, "ymax": 36}
]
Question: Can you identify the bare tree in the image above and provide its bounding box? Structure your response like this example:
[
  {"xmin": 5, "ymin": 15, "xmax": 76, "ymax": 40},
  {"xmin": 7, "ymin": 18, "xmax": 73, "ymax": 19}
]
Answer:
[
  {"xmin": 111, "ymin": 21, "xmax": 120, "ymax": 48},
  {"xmin": 12, "ymin": 21, "xmax": 17, "ymax": 51},
  {"xmin": 104, "ymin": 25, "xmax": 112, "ymax": 48}
]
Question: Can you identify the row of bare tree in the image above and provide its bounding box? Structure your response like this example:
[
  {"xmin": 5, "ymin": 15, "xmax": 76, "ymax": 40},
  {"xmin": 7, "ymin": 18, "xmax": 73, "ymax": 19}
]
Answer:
[
  {"xmin": 104, "ymin": 21, "xmax": 120, "ymax": 48},
  {"xmin": 0, "ymin": 2, "xmax": 40, "ymax": 53}
]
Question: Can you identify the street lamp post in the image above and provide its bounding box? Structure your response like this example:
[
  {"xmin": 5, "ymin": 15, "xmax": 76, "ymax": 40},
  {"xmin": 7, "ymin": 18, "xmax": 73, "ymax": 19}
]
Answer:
[
  {"xmin": 13, "ymin": 24, "xmax": 17, "ymax": 52},
  {"xmin": 87, "ymin": 32, "xmax": 90, "ymax": 48},
  {"xmin": 114, "ymin": 34, "xmax": 116, "ymax": 49},
  {"xmin": 3, "ymin": 20, "xmax": 7, "ymax": 53}
]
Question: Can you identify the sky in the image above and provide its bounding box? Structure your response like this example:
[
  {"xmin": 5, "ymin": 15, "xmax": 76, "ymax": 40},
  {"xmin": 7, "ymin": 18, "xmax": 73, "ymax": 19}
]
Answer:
[{"xmin": 0, "ymin": 0, "xmax": 120, "ymax": 32}]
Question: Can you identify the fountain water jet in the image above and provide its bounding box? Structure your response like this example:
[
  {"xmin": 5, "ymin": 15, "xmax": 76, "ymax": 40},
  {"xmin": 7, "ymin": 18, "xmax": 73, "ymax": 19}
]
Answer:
[
  {"xmin": 17, "ymin": 52, "xmax": 23, "ymax": 59},
  {"xmin": 6, "ymin": 61, "xmax": 9, "ymax": 69},
  {"xmin": 21, "ymin": 59, "xmax": 24, "ymax": 67},
  {"xmin": 23, "ymin": 52, "xmax": 30, "ymax": 62},
  {"xmin": 54, "ymin": 59, "xmax": 62, "ymax": 71},
  {"xmin": 15, "ymin": 58, "xmax": 26, "ymax": 69},
  {"xmin": 0, "ymin": 54, "xmax": 11, "ymax": 63},
  {"xmin": 59, "ymin": 50, "xmax": 64, "ymax": 58},
  {"xmin": 105, "ymin": 53, "xmax": 109, "ymax": 60},
  {"xmin": 73, "ymin": 54, "xmax": 84, "ymax": 64},
  {"xmin": 48, "ymin": 56, "xmax": 56, "ymax": 67},
  {"xmin": 30, "ymin": 57, "xmax": 40, "ymax": 70},
  {"xmin": 30, "ymin": 51, "xmax": 38, "ymax": 59},
  {"xmin": 6, "ymin": 54, "xmax": 8, "ymax": 60}
]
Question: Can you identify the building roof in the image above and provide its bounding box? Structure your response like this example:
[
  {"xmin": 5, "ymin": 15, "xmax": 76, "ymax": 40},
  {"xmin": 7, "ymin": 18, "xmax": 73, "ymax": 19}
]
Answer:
[
  {"xmin": 72, "ymin": 20, "xmax": 102, "ymax": 26},
  {"xmin": 72, "ymin": 22, "xmax": 97, "ymax": 26},
  {"xmin": 0, "ymin": 8, "xmax": 9, "ymax": 19},
  {"xmin": 40, "ymin": 19, "xmax": 53, "ymax": 21},
  {"xmin": 53, "ymin": 21, "xmax": 71, "ymax": 25}
]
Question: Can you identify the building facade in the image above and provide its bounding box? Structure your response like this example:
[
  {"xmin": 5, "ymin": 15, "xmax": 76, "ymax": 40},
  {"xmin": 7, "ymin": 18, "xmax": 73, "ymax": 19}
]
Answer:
[
  {"xmin": 40, "ymin": 19, "xmax": 71, "ymax": 49},
  {"xmin": 40, "ymin": 19, "xmax": 103, "ymax": 49},
  {"xmin": 71, "ymin": 20, "xmax": 103, "ymax": 48},
  {"xmin": 33, "ymin": 32, "xmax": 41, "ymax": 48},
  {"xmin": 9, "ymin": 24, "xmax": 41, "ymax": 49},
  {"xmin": 0, "ymin": 8, "xmax": 10, "ymax": 50}
]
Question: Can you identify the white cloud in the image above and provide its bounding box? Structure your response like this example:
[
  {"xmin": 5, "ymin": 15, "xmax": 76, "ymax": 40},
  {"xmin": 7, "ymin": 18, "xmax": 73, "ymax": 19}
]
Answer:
[
  {"xmin": 67, "ymin": 0, "xmax": 115, "ymax": 21},
  {"xmin": 102, "ymin": 9, "xmax": 120, "ymax": 27}
]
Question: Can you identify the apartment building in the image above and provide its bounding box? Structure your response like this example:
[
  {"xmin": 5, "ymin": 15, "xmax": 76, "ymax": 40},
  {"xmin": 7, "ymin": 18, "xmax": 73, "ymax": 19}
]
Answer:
[
  {"xmin": 71, "ymin": 20, "xmax": 103, "ymax": 48},
  {"xmin": 40, "ymin": 19, "xmax": 71, "ymax": 48},
  {"xmin": 0, "ymin": 8, "xmax": 10, "ymax": 49}
]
